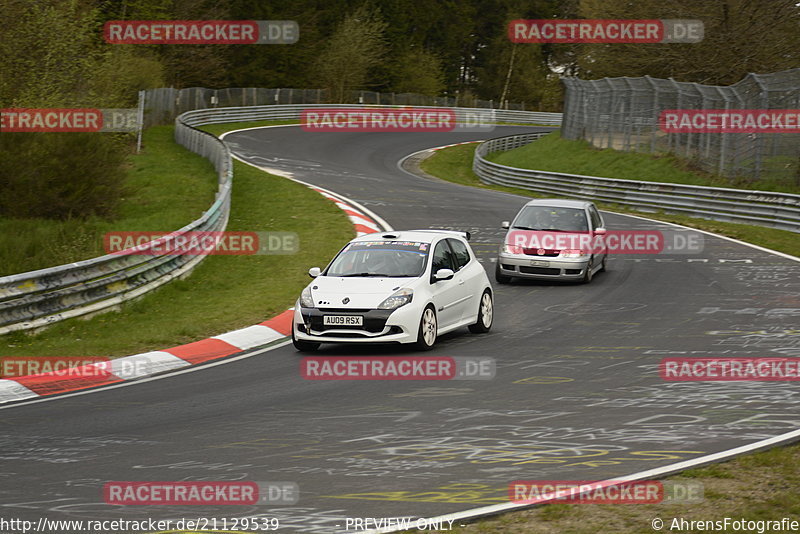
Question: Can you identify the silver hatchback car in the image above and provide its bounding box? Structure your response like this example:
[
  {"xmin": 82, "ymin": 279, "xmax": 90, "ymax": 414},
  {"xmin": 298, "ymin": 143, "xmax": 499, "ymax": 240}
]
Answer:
[{"xmin": 495, "ymin": 199, "xmax": 608, "ymax": 284}]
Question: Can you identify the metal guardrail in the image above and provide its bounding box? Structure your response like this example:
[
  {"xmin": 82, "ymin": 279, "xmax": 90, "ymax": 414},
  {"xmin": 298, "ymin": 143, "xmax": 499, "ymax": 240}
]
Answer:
[
  {"xmin": 1, "ymin": 104, "xmax": 558, "ymax": 335},
  {"xmin": 0, "ymin": 114, "xmax": 232, "ymax": 334},
  {"xmin": 143, "ymin": 87, "xmax": 546, "ymax": 127},
  {"xmin": 178, "ymin": 104, "xmax": 563, "ymax": 126},
  {"xmin": 473, "ymin": 133, "xmax": 800, "ymax": 232}
]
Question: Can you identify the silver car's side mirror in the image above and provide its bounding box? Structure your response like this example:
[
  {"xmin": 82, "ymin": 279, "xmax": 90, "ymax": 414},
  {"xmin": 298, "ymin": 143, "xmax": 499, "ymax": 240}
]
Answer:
[
  {"xmin": 501, "ymin": 221, "xmax": 510, "ymax": 229},
  {"xmin": 594, "ymin": 227, "xmax": 607, "ymax": 235},
  {"xmin": 308, "ymin": 267, "xmax": 321, "ymax": 278},
  {"xmin": 433, "ymin": 268, "xmax": 455, "ymax": 281}
]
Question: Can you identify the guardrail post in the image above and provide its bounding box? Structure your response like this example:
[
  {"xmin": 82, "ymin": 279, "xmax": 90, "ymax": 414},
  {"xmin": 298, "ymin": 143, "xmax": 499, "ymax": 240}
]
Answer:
[
  {"xmin": 753, "ymin": 73, "xmax": 769, "ymax": 181},
  {"xmin": 136, "ymin": 90, "xmax": 145, "ymax": 153},
  {"xmin": 716, "ymin": 87, "xmax": 730, "ymax": 176}
]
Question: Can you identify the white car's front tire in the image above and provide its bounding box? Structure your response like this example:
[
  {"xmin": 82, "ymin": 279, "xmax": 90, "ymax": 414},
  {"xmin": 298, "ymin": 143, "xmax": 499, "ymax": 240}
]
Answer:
[
  {"xmin": 414, "ymin": 305, "xmax": 438, "ymax": 350},
  {"xmin": 468, "ymin": 289, "xmax": 493, "ymax": 333},
  {"xmin": 292, "ymin": 325, "xmax": 320, "ymax": 352}
]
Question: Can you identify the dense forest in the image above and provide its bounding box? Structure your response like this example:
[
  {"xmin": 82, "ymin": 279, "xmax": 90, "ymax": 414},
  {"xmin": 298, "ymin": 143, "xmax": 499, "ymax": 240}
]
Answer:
[
  {"xmin": 1, "ymin": 0, "xmax": 798, "ymax": 219},
  {"xmin": 4, "ymin": 0, "xmax": 799, "ymax": 109}
]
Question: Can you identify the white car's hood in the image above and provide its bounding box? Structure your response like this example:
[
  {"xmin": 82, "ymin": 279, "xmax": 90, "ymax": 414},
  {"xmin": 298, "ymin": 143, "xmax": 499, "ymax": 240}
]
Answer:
[{"xmin": 308, "ymin": 276, "xmax": 417, "ymax": 308}]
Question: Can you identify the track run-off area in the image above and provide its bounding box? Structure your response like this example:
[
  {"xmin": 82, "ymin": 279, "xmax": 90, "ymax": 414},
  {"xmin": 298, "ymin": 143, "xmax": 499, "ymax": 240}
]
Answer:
[{"xmin": 2, "ymin": 125, "xmax": 799, "ymax": 533}]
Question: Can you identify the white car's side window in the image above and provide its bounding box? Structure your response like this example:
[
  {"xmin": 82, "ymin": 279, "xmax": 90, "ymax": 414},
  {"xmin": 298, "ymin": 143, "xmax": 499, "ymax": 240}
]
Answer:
[
  {"xmin": 431, "ymin": 241, "xmax": 454, "ymax": 275},
  {"xmin": 447, "ymin": 239, "xmax": 471, "ymax": 272}
]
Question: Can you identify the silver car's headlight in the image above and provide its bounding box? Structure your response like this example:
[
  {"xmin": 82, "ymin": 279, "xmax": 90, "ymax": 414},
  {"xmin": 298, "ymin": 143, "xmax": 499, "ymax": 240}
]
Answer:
[
  {"xmin": 299, "ymin": 286, "xmax": 315, "ymax": 308},
  {"xmin": 561, "ymin": 249, "xmax": 588, "ymax": 258},
  {"xmin": 377, "ymin": 288, "xmax": 413, "ymax": 310},
  {"xmin": 502, "ymin": 243, "xmax": 524, "ymax": 255}
]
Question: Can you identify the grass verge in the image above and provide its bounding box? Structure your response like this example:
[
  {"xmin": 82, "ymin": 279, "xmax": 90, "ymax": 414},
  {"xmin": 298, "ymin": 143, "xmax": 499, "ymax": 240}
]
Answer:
[
  {"xmin": 2, "ymin": 123, "xmax": 352, "ymax": 357},
  {"xmin": 487, "ymin": 131, "xmax": 800, "ymax": 194},
  {"xmin": 0, "ymin": 126, "xmax": 218, "ymax": 276},
  {"xmin": 420, "ymin": 143, "xmax": 800, "ymax": 258},
  {"xmin": 432, "ymin": 441, "xmax": 800, "ymax": 533}
]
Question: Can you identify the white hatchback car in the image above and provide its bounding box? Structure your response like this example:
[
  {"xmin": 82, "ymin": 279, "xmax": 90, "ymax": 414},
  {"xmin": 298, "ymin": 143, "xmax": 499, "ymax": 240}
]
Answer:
[{"xmin": 292, "ymin": 230, "xmax": 493, "ymax": 351}]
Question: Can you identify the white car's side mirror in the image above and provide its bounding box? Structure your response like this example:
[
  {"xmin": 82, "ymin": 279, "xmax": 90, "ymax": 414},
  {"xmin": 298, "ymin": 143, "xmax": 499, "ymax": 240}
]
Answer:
[
  {"xmin": 501, "ymin": 221, "xmax": 510, "ymax": 229},
  {"xmin": 308, "ymin": 267, "xmax": 321, "ymax": 278},
  {"xmin": 594, "ymin": 227, "xmax": 607, "ymax": 235},
  {"xmin": 433, "ymin": 268, "xmax": 455, "ymax": 281}
]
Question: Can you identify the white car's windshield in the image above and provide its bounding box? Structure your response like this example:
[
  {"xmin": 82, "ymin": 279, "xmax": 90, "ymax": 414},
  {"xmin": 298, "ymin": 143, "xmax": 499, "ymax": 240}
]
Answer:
[
  {"xmin": 326, "ymin": 241, "xmax": 430, "ymax": 277},
  {"xmin": 513, "ymin": 207, "xmax": 588, "ymax": 232}
]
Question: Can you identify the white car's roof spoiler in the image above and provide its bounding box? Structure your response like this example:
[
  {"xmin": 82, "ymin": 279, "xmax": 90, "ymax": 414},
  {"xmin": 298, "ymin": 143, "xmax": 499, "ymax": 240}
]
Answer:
[{"xmin": 406, "ymin": 229, "xmax": 471, "ymax": 241}]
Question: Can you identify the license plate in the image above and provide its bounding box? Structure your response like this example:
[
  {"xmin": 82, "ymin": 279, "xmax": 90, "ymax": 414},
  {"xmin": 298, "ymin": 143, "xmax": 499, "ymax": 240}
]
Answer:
[
  {"xmin": 530, "ymin": 260, "xmax": 549, "ymax": 267},
  {"xmin": 323, "ymin": 315, "xmax": 363, "ymax": 326}
]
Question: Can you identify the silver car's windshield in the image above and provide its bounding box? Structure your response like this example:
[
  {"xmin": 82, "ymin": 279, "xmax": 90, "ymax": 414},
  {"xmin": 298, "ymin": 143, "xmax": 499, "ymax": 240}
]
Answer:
[
  {"xmin": 326, "ymin": 241, "xmax": 430, "ymax": 277},
  {"xmin": 513, "ymin": 207, "xmax": 589, "ymax": 232}
]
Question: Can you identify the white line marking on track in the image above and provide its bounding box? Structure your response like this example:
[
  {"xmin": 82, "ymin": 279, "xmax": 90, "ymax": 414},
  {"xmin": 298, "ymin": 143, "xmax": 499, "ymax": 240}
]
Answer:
[{"xmin": 0, "ymin": 340, "xmax": 292, "ymax": 411}]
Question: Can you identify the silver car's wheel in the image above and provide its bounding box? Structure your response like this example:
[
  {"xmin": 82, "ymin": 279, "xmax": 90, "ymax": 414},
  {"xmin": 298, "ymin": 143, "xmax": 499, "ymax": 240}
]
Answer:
[
  {"xmin": 469, "ymin": 290, "xmax": 493, "ymax": 333},
  {"xmin": 582, "ymin": 258, "xmax": 594, "ymax": 284},
  {"xmin": 415, "ymin": 306, "xmax": 437, "ymax": 350},
  {"xmin": 495, "ymin": 263, "xmax": 511, "ymax": 284}
]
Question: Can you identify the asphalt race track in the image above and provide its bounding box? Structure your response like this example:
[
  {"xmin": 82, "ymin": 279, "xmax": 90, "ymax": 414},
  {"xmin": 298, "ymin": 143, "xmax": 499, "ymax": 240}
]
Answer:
[{"xmin": 2, "ymin": 126, "xmax": 799, "ymax": 533}]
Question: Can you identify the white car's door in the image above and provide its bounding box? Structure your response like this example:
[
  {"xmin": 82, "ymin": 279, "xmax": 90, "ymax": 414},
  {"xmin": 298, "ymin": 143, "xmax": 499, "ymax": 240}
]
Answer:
[{"xmin": 428, "ymin": 240, "xmax": 466, "ymax": 328}]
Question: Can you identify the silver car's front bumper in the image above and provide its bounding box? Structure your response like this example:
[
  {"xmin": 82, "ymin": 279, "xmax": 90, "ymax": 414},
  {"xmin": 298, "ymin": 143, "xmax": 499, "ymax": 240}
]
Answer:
[{"xmin": 498, "ymin": 253, "xmax": 590, "ymax": 280}]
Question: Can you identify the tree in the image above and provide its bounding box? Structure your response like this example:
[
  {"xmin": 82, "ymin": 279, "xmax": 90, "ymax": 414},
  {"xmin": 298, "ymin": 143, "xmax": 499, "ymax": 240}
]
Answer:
[
  {"xmin": 472, "ymin": 0, "xmax": 564, "ymax": 109},
  {"xmin": 158, "ymin": 0, "xmax": 230, "ymax": 88},
  {"xmin": 313, "ymin": 4, "xmax": 388, "ymax": 102},
  {"xmin": 224, "ymin": 0, "xmax": 344, "ymax": 88},
  {"xmin": 0, "ymin": 0, "xmax": 159, "ymax": 220},
  {"xmin": 476, "ymin": 39, "xmax": 563, "ymax": 110},
  {"xmin": 389, "ymin": 48, "xmax": 446, "ymax": 96},
  {"xmin": 576, "ymin": 0, "xmax": 800, "ymax": 84}
]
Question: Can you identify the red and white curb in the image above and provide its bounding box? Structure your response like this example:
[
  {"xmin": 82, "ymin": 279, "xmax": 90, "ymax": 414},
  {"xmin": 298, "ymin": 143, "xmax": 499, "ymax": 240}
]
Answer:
[
  {"xmin": 0, "ymin": 185, "xmax": 387, "ymax": 405},
  {"xmin": 309, "ymin": 187, "xmax": 382, "ymax": 236}
]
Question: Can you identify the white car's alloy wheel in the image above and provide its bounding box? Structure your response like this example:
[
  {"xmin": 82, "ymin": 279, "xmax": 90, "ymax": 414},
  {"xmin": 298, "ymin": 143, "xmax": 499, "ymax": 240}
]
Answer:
[
  {"xmin": 480, "ymin": 292, "xmax": 493, "ymax": 327},
  {"xmin": 469, "ymin": 290, "xmax": 493, "ymax": 333},
  {"xmin": 416, "ymin": 306, "xmax": 437, "ymax": 349}
]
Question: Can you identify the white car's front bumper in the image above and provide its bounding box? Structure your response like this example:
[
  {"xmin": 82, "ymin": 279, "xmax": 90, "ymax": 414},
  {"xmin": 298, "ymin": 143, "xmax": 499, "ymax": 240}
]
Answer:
[{"xmin": 293, "ymin": 303, "xmax": 421, "ymax": 344}]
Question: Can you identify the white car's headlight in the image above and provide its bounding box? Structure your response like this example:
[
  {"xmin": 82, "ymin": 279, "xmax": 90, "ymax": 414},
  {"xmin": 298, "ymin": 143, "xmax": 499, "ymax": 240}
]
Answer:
[
  {"xmin": 377, "ymin": 288, "xmax": 413, "ymax": 310},
  {"xmin": 299, "ymin": 286, "xmax": 315, "ymax": 308},
  {"xmin": 561, "ymin": 249, "xmax": 588, "ymax": 258}
]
